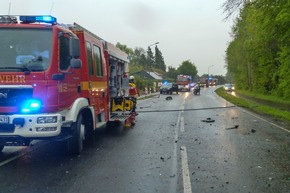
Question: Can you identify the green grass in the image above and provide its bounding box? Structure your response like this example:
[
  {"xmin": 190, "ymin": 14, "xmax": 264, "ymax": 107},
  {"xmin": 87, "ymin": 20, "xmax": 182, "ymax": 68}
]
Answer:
[
  {"xmin": 215, "ymin": 87, "xmax": 290, "ymax": 122},
  {"xmin": 237, "ymin": 89, "xmax": 290, "ymax": 105}
]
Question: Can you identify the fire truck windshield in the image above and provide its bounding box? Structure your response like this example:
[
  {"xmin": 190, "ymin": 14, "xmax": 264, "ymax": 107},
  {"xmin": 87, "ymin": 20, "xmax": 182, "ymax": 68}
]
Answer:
[
  {"xmin": 0, "ymin": 28, "xmax": 52, "ymax": 72},
  {"xmin": 177, "ymin": 77, "xmax": 188, "ymax": 82}
]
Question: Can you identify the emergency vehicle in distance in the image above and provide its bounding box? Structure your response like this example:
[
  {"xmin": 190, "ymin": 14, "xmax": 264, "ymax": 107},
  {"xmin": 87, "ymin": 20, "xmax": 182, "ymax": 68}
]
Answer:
[
  {"xmin": 176, "ymin": 75, "xmax": 192, "ymax": 91},
  {"xmin": 0, "ymin": 15, "xmax": 136, "ymax": 155},
  {"xmin": 199, "ymin": 77, "xmax": 218, "ymax": 87},
  {"xmin": 199, "ymin": 77, "xmax": 208, "ymax": 87},
  {"xmin": 208, "ymin": 77, "xmax": 218, "ymax": 86}
]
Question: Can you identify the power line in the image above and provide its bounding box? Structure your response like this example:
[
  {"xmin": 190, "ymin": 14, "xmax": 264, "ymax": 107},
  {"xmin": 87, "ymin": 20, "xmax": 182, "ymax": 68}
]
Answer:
[{"xmin": 138, "ymin": 105, "xmax": 236, "ymax": 113}]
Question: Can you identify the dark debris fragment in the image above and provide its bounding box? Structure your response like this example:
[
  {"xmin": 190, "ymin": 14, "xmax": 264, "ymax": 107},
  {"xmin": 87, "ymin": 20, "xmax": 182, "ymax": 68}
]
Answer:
[
  {"xmin": 226, "ymin": 125, "xmax": 239, "ymax": 130},
  {"xmin": 201, "ymin": 117, "xmax": 215, "ymax": 123}
]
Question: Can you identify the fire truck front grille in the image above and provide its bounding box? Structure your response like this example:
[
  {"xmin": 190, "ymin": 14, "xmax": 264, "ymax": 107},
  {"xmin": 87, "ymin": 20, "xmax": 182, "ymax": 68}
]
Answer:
[{"xmin": 0, "ymin": 87, "xmax": 33, "ymax": 106}]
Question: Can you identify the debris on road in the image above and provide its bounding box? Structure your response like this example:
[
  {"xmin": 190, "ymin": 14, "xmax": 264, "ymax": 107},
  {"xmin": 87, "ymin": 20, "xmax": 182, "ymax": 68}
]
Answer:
[
  {"xmin": 139, "ymin": 105, "xmax": 151, "ymax": 109},
  {"xmin": 201, "ymin": 117, "xmax": 215, "ymax": 123},
  {"xmin": 170, "ymin": 174, "xmax": 176, "ymax": 178},
  {"xmin": 226, "ymin": 125, "xmax": 239, "ymax": 130},
  {"xmin": 165, "ymin": 96, "xmax": 173, "ymax": 100}
]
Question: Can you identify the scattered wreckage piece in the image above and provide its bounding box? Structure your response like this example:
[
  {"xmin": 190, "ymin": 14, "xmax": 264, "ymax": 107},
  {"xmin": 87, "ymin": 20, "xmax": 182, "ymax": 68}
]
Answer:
[
  {"xmin": 226, "ymin": 125, "xmax": 239, "ymax": 130},
  {"xmin": 165, "ymin": 96, "xmax": 173, "ymax": 100},
  {"xmin": 201, "ymin": 117, "xmax": 215, "ymax": 123}
]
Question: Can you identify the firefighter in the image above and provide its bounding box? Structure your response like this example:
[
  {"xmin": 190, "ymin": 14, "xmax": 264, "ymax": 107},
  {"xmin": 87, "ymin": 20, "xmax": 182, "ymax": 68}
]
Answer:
[
  {"xmin": 129, "ymin": 75, "xmax": 140, "ymax": 113},
  {"xmin": 124, "ymin": 75, "xmax": 140, "ymax": 127}
]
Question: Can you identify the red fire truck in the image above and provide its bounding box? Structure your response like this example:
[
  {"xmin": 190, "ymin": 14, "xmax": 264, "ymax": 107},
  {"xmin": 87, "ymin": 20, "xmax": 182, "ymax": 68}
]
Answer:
[
  {"xmin": 208, "ymin": 77, "xmax": 218, "ymax": 86},
  {"xmin": 176, "ymin": 75, "xmax": 192, "ymax": 91},
  {"xmin": 0, "ymin": 15, "xmax": 135, "ymax": 154}
]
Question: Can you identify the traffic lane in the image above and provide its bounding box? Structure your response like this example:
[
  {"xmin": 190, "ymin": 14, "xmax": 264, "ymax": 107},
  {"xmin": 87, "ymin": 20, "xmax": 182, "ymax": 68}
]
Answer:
[
  {"xmin": 0, "ymin": 128, "xmax": 143, "ymax": 193},
  {"xmin": 0, "ymin": 140, "xmax": 50, "ymax": 164},
  {"xmin": 180, "ymin": 92, "xmax": 290, "ymax": 193},
  {"xmin": 0, "ymin": 138, "xmax": 81, "ymax": 193},
  {"xmin": 64, "ymin": 94, "xmax": 185, "ymax": 193},
  {"xmin": 0, "ymin": 93, "xmax": 184, "ymax": 193}
]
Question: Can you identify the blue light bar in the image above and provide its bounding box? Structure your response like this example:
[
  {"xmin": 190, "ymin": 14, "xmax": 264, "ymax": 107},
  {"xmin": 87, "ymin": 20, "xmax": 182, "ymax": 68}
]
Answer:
[{"xmin": 20, "ymin": 15, "xmax": 57, "ymax": 24}]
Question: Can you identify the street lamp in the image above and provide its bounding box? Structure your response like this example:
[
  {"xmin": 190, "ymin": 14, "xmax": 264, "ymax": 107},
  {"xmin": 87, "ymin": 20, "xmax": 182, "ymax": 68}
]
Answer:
[
  {"xmin": 148, "ymin": 42, "xmax": 159, "ymax": 47},
  {"xmin": 206, "ymin": 65, "xmax": 213, "ymax": 87},
  {"xmin": 208, "ymin": 65, "xmax": 213, "ymax": 77},
  {"xmin": 147, "ymin": 42, "xmax": 159, "ymax": 77}
]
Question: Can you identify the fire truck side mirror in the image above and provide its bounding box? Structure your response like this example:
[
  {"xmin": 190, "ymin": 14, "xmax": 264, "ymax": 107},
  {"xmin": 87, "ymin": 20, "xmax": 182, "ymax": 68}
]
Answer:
[
  {"xmin": 69, "ymin": 36, "xmax": 80, "ymax": 58},
  {"xmin": 70, "ymin": 58, "xmax": 82, "ymax": 69}
]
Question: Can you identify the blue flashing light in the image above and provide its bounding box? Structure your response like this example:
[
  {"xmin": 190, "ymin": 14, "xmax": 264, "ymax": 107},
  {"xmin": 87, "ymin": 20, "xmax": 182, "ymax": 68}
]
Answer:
[
  {"xmin": 21, "ymin": 99, "xmax": 42, "ymax": 113},
  {"xmin": 163, "ymin": 81, "xmax": 168, "ymax": 84},
  {"xmin": 20, "ymin": 15, "xmax": 57, "ymax": 24}
]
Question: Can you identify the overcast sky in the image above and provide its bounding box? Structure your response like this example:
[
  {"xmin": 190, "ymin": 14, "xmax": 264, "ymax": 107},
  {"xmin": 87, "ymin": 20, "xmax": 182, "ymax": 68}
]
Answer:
[{"xmin": 1, "ymin": 0, "xmax": 233, "ymax": 76}]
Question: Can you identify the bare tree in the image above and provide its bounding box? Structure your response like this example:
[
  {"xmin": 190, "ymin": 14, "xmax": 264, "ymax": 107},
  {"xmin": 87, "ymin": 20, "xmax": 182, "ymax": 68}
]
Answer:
[{"xmin": 222, "ymin": 0, "xmax": 251, "ymax": 20}]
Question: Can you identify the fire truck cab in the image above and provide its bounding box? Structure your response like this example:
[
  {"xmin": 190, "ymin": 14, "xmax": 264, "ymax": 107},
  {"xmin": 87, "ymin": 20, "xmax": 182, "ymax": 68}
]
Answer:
[
  {"xmin": 176, "ymin": 75, "xmax": 192, "ymax": 92},
  {"xmin": 0, "ymin": 15, "xmax": 133, "ymax": 154}
]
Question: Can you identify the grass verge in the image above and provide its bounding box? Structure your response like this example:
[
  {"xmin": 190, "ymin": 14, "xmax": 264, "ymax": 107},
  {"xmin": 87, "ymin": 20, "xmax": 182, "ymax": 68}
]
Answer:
[{"xmin": 215, "ymin": 87, "xmax": 290, "ymax": 123}]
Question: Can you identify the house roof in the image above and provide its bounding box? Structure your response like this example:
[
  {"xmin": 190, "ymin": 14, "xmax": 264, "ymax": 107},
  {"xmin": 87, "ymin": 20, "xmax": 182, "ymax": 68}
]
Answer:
[
  {"xmin": 146, "ymin": 71, "xmax": 163, "ymax": 80},
  {"xmin": 131, "ymin": 70, "xmax": 163, "ymax": 80}
]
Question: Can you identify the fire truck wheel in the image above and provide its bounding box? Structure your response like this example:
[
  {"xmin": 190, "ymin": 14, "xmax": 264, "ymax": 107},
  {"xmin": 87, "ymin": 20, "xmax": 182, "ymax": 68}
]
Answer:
[
  {"xmin": 0, "ymin": 145, "xmax": 4, "ymax": 152},
  {"xmin": 67, "ymin": 113, "xmax": 85, "ymax": 155},
  {"xmin": 84, "ymin": 116, "xmax": 95, "ymax": 145}
]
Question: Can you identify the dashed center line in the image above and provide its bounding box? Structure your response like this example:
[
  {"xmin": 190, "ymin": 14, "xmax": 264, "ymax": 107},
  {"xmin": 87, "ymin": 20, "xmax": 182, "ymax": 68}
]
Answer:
[
  {"xmin": 180, "ymin": 117, "xmax": 184, "ymax": 132},
  {"xmin": 181, "ymin": 146, "xmax": 192, "ymax": 193}
]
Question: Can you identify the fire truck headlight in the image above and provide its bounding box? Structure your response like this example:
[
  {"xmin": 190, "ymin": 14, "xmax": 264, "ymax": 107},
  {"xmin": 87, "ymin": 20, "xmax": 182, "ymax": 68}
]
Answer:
[
  {"xmin": 185, "ymin": 85, "xmax": 189, "ymax": 88},
  {"xmin": 37, "ymin": 116, "xmax": 57, "ymax": 124},
  {"xmin": 21, "ymin": 99, "xmax": 42, "ymax": 113}
]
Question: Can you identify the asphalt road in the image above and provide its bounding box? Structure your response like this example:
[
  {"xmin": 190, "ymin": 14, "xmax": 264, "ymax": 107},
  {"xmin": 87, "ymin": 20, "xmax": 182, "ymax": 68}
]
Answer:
[{"xmin": 0, "ymin": 87, "xmax": 289, "ymax": 193}]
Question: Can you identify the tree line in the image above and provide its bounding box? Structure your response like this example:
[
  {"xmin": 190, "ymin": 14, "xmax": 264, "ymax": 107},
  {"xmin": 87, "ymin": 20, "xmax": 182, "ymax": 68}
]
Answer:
[
  {"xmin": 224, "ymin": 0, "xmax": 290, "ymax": 99},
  {"xmin": 116, "ymin": 43, "xmax": 204, "ymax": 82}
]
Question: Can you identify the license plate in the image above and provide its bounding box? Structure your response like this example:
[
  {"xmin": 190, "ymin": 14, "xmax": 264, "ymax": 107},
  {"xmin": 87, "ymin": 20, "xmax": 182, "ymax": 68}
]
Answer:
[{"xmin": 0, "ymin": 116, "xmax": 9, "ymax": 124}]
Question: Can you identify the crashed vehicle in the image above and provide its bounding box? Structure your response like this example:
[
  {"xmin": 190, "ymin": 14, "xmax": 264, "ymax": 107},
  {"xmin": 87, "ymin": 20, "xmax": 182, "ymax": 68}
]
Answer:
[{"xmin": 160, "ymin": 83, "xmax": 178, "ymax": 94}]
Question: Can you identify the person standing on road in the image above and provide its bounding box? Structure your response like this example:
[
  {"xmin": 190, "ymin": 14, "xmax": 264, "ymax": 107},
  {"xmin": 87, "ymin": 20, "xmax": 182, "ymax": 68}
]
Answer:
[
  {"xmin": 129, "ymin": 75, "xmax": 140, "ymax": 97},
  {"xmin": 129, "ymin": 75, "xmax": 140, "ymax": 113}
]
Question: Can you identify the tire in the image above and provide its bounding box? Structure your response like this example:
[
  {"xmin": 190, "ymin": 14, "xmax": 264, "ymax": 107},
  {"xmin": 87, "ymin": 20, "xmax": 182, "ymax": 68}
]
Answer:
[
  {"xmin": 84, "ymin": 116, "xmax": 94, "ymax": 145},
  {"xmin": 67, "ymin": 113, "xmax": 85, "ymax": 155},
  {"xmin": 0, "ymin": 145, "xmax": 4, "ymax": 152}
]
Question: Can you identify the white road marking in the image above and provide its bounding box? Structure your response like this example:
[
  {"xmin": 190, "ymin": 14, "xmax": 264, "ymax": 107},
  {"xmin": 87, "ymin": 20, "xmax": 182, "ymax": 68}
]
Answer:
[
  {"xmin": 169, "ymin": 110, "xmax": 181, "ymax": 193},
  {"xmin": 181, "ymin": 146, "xmax": 192, "ymax": 193},
  {"xmin": 180, "ymin": 116, "xmax": 184, "ymax": 132},
  {"xmin": 237, "ymin": 107, "xmax": 290, "ymax": 133},
  {"xmin": 0, "ymin": 141, "xmax": 48, "ymax": 167},
  {"xmin": 214, "ymin": 90, "xmax": 290, "ymax": 133},
  {"xmin": 0, "ymin": 153, "xmax": 25, "ymax": 167}
]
